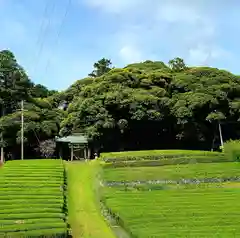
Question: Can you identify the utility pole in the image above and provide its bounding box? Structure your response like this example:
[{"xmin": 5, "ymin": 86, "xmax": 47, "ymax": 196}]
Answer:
[
  {"xmin": 218, "ymin": 120, "xmax": 224, "ymax": 149},
  {"xmin": 21, "ymin": 100, "xmax": 24, "ymax": 160}
]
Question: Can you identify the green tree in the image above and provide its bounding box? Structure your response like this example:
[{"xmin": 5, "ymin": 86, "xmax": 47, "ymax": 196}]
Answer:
[
  {"xmin": 62, "ymin": 61, "xmax": 240, "ymax": 152},
  {"xmin": 0, "ymin": 50, "xmax": 63, "ymax": 160},
  {"xmin": 168, "ymin": 57, "xmax": 187, "ymax": 72},
  {"xmin": 88, "ymin": 58, "xmax": 112, "ymax": 77},
  {"xmin": 30, "ymin": 84, "xmax": 57, "ymax": 98}
]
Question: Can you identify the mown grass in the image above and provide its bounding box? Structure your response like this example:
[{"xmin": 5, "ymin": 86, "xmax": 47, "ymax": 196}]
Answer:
[
  {"xmin": 103, "ymin": 186, "xmax": 240, "ymax": 237},
  {"xmin": 0, "ymin": 159, "xmax": 68, "ymax": 237},
  {"xmin": 66, "ymin": 160, "xmax": 115, "ymax": 238},
  {"xmin": 103, "ymin": 162, "xmax": 240, "ymax": 182}
]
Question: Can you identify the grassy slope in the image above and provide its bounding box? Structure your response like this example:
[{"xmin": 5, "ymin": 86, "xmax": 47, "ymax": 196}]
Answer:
[
  {"xmin": 0, "ymin": 159, "xmax": 67, "ymax": 237},
  {"xmin": 102, "ymin": 156, "xmax": 240, "ymax": 237},
  {"xmin": 66, "ymin": 161, "xmax": 115, "ymax": 238},
  {"xmin": 103, "ymin": 187, "xmax": 240, "ymax": 237},
  {"xmin": 103, "ymin": 162, "xmax": 240, "ymax": 182}
]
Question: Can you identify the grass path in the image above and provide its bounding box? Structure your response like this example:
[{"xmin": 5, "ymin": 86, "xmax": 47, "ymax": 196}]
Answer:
[{"xmin": 66, "ymin": 160, "xmax": 115, "ymax": 238}]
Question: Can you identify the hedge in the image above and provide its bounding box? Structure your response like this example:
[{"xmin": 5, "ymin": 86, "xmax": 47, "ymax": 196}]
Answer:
[
  {"xmin": 0, "ymin": 203, "xmax": 62, "ymax": 210},
  {"xmin": 0, "ymin": 208, "xmax": 63, "ymax": 215},
  {"xmin": 0, "ymin": 159, "xmax": 68, "ymax": 237},
  {"xmin": 101, "ymin": 150, "xmax": 224, "ymax": 163},
  {"xmin": 103, "ymin": 155, "xmax": 231, "ymax": 168},
  {"xmin": 0, "ymin": 222, "xmax": 66, "ymax": 233},
  {"xmin": 224, "ymin": 140, "xmax": 240, "ymax": 162},
  {"xmin": 0, "ymin": 227, "xmax": 68, "ymax": 238},
  {"xmin": 0, "ymin": 213, "xmax": 65, "ymax": 220}
]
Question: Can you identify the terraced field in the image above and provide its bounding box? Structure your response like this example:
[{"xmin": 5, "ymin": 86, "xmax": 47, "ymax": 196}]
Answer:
[
  {"xmin": 101, "ymin": 150, "xmax": 240, "ymax": 237},
  {"xmin": 0, "ymin": 159, "xmax": 68, "ymax": 237},
  {"xmin": 103, "ymin": 186, "xmax": 240, "ymax": 237},
  {"xmin": 103, "ymin": 162, "xmax": 240, "ymax": 182}
]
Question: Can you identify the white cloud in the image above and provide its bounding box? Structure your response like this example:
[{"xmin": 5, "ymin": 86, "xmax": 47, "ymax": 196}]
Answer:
[
  {"xmin": 83, "ymin": 0, "xmax": 226, "ymax": 67},
  {"xmin": 156, "ymin": 1, "xmax": 200, "ymax": 24},
  {"xmin": 119, "ymin": 45, "xmax": 143, "ymax": 63},
  {"xmin": 188, "ymin": 44, "xmax": 231, "ymax": 66},
  {"xmin": 83, "ymin": 0, "xmax": 141, "ymax": 13}
]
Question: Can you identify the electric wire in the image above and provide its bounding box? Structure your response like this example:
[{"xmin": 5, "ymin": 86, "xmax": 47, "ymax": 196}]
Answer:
[
  {"xmin": 43, "ymin": 0, "xmax": 72, "ymax": 77},
  {"xmin": 31, "ymin": 0, "xmax": 57, "ymax": 77}
]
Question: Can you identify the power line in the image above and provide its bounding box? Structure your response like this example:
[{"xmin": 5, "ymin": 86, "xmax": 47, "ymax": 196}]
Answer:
[
  {"xmin": 43, "ymin": 0, "xmax": 72, "ymax": 77},
  {"xmin": 31, "ymin": 0, "xmax": 57, "ymax": 77}
]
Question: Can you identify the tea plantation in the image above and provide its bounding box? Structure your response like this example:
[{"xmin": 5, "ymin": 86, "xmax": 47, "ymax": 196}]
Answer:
[
  {"xmin": 0, "ymin": 159, "xmax": 68, "ymax": 237},
  {"xmin": 100, "ymin": 150, "xmax": 240, "ymax": 237}
]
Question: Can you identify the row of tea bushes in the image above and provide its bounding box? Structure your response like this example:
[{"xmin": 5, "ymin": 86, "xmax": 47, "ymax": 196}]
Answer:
[{"xmin": 0, "ymin": 159, "xmax": 68, "ymax": 237}]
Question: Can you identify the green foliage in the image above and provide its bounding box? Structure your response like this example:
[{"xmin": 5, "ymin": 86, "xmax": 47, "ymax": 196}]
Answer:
[
  {"xmin": 103, "ymin": 186, "xmax": 240, "ymax": 237},
  {"xmin": 168, "ymin": 57, "xmax": 187, "ymax": 72},
  {"xmin": 2, "ymin": 50, "xmax": 240, "ymax": 156},
  {"xmin": 101, "ymin": 152, "xmax": 240, "ymax": 237},
  {"xmin": 66, "ymin": 161, "xmax": 115, "ymax": 238},
  {"xmin": 224, "ymin": 140, "xmax": 240, "ymax": 161},
  {"xmin": 101, "ymin": 150, "xmax": 224, "ymax": 162},
  {"xmin": 88, "ymin": 58, "xmax": 113, "ymax": 78},
  {"xmin": 61, "ymin": 58, "xmax": 240, "ymax": 151},
  {"xmin": 0, "ymin": 159, "xmax": 68, "ymax": 237},
  {"xmin": 103, "ymin": 162, "xmax": 240, "ymax": 182},
  {"xmin": 0, "ymin": 50, "xmax": 63, "ymax": 159}
]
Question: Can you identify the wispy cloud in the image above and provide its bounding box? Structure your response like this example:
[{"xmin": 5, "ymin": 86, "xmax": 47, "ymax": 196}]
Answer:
[
  {"xmin": 83, "ymin": 0, "xmax": 142, "ymax": 13},
  {"xmin": 0, "ymin": 0, "xmax": 238, "ymax": 90},
  {"xmin": 82, "ymin": 0, "xmax": 226, "ymax": 66},
  {"xmin": 119, "ymin": 45, "xmax": 143, "ymax": 63}
]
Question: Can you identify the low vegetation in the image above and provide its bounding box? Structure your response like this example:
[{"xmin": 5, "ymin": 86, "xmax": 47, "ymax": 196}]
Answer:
[
  {"xmin": 224, "ymin": 140, "xmax": 240, "ymax": 161},
  {"xmin": 100, "ymin": 150, "xmax": 240, "ymax": 237},
  {"xmin": 101, "ymin": 150, "xmax": 228, "ymax": 168},
  {"xmin": 103, "ymin": 162, "xmax": 240, "ymax": 182},
  {"xmin": 0, "ymin": 159, "xmax": 68, "ymax": 237},
  {"xmin": 101, "ymin": 150, "xmax": 224, "ymax": 162},
  {"xmin": 66, "ymin": 161, "xmax": 115, "ymax": 238},
  {"xmin": 103, "ymin": 186, "xmax": 240, "ymax": 237}
]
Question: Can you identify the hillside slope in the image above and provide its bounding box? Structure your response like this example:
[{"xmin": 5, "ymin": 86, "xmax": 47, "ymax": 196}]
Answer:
[{"xmin": 60, "ymin": 60, "xmax": 240, "ymax": 152}]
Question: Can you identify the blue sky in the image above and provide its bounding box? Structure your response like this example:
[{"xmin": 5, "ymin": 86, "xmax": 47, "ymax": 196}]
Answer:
[{"xmin": 0, "ymin": 0, "xmax": 239, "ymax": 90}]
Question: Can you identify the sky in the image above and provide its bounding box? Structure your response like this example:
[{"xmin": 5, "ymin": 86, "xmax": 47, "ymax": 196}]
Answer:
[{"xmin": 0, "ymin": 0, "xmax": 239, "ymax": 90}]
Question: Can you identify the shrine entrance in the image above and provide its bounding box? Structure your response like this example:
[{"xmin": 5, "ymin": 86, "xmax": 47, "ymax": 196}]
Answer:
[{"xmin": 55, "ymin": 133, "xmax": 91, "ymax": 161}]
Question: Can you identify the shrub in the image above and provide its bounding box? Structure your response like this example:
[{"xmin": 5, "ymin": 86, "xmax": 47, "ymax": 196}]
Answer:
[
  {"xmin": 101, "ymin": 150, "xmax": 225, "ymax": 163},
  {"xmin": 37, "ymin": 139, "xmax": 56, "ymax": 158},
  {"xmin": 224, "ymin": 140, "xmax": 240, "ymax": 162},
  {"xmin": 103, "ymin": 155, "xmax": 232, "ymax": 168}
]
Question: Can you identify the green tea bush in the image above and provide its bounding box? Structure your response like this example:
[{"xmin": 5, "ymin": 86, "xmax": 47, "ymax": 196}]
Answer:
[
  {"xmin": 0, "ymin": 228, "xmax": 68, "ymax": 238},
  {"xmin": 101, "ymin": 150, "xmax": 224, "ymax": 163},
  {"xmin": 0, "ymin": 159, "xmax": 68, "ymax": 237},
  {"xmin": 103, "ymin": 155, "xmax": 229, "ymax": 168},
  {"xmin": 224, "ymin": 140, "xmax": 240, "ymax": 162}
]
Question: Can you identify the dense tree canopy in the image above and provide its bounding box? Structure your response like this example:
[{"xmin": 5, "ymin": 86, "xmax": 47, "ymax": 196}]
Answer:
[
  {"xmin": 1, "ymin": 50, "xmax": 240, "ymax": 159},
  {"xmin": 61, "ymin": 59, "xmax": 240, "ymax": 152},
  {"xmin": 88, "ymin": 58, "xmax": 113, "ymax": 78},
  {"xmin": 0, "ymin": 50, "xmax": 64, "ymax": 160}
]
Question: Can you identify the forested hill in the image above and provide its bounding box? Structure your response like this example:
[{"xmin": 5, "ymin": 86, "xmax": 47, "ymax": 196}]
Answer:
[
  {"xmin": 60, "ymin": 58, "xmax": 240, "ymax": 152},
  {"xmin": 1, "ymin": 51, "xmax": 240, "ymax": 158},
  {"xmin": 0, "ymin": 50, "xmax": 64, "ymax": 159}
]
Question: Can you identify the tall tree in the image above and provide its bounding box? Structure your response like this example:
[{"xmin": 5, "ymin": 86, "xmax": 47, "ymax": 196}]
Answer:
[
  {"xmin": 0, "ymin": 50, "xmax": 32, "ymax": 162},
  {"xmin": 62, "ymin": 61, "xmax": 240, "ymax": 152},
  {"xmin": 30, "ymin": 84, "xmax": 56, "ymax": 98},
  {"xmin": 0, "ymin": 50, "xmax": 63, "ymax": 160},
  {"xmin": 168, "ymin": 57, "xmax": 187, "ymax": 72},
  {"xmin": 88, "ymin": 58, "xmax": 112, "ymax": 77}
]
